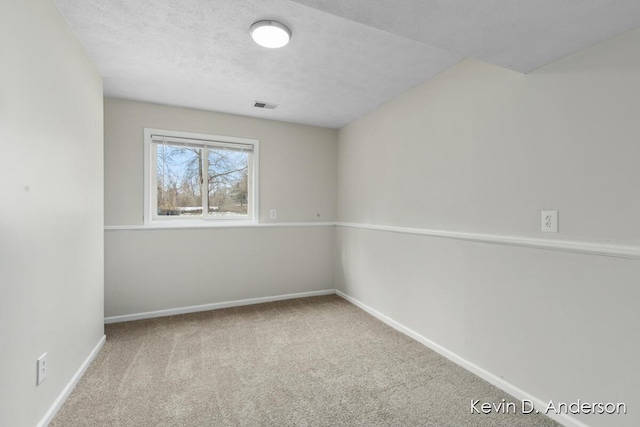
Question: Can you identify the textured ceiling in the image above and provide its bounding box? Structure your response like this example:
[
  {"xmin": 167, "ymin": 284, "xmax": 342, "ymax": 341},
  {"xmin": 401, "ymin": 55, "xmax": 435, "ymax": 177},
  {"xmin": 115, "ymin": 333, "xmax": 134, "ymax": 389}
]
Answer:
[
  {"xmin": 291, "ymin": 0, "xmax": 640, "ymax": 72},
  {"xmin": 53, "ymin": 0, "xmax": 640, "ymax": 128}
]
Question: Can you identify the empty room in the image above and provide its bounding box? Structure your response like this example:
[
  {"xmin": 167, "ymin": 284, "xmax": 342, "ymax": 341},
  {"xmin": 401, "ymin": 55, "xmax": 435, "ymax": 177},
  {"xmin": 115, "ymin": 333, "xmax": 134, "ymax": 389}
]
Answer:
[{"xmin": 2, "ymin": 0, "xmax": 639, "ymax": 426}]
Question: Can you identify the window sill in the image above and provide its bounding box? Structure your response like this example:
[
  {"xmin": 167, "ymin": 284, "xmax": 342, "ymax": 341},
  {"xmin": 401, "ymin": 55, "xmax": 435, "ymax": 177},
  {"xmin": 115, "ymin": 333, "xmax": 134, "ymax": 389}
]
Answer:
[
  {"xmin": 104, "ymin": 221, "xmax": 336, "ymax": 231},
  {"xmin": 146, "ymin": 219, "xmax": 256, "ymax": 230}
]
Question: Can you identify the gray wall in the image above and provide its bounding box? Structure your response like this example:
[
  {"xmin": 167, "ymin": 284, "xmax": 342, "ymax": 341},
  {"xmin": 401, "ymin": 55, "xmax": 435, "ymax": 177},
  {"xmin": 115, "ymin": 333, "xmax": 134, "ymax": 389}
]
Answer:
[
  {"xmin": 104, "ymin": 99, "xmax": 338, "ymax": 317},
  {"xmin": 106, "ymin": 227, "xmax": 334, "ymax": 317},
  {"xmin": 336, "ymin": 30, "xmax": 640, "ymax": 427},
  {"xmin": 0, "ymin": 0, "xmax": 105, "ymax": 426}
]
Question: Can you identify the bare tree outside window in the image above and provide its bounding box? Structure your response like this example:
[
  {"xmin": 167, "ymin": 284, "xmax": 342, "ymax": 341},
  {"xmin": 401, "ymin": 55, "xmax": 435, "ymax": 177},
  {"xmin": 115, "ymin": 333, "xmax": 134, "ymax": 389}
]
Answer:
[
  {"xmin": 208, "ymin": 149, "xmax": 248, "ymax": 216},
  {"xmin": 155, "ymin": 143, "xmax": 249, "ymax": 217},
  {"xmin": 156, "ymin": 145, "xmax": 202, "ymax": 216}
]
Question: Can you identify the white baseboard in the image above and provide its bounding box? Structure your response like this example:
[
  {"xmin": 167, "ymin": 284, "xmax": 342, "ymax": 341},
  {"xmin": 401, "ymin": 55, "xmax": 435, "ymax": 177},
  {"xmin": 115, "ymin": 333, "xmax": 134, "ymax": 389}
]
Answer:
[
  {"xmin": 335, "ymin": 290, "xmax": 589, "ymax": 427},
  {"xmin": 104, "ymin": 289, "xmax": 336, "ymax": 324},
  {"xmin": 37, "ymin": 335, "xmax": 106, "ymax": 427}
]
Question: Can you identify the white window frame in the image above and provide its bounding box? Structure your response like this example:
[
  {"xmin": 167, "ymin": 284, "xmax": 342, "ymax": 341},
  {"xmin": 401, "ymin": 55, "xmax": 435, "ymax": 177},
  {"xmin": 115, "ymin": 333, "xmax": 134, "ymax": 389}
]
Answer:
[{"xmin": 144, "ymin": 128, "xmax": 259, "ymax": 226}]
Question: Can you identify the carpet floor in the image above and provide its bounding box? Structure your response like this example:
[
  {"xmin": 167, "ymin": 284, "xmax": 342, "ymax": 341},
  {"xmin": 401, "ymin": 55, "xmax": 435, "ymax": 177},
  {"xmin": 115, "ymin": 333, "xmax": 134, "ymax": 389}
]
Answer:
[{"xmin": 51, "ymin": 295, "xmax": 561, "ymax": 426}]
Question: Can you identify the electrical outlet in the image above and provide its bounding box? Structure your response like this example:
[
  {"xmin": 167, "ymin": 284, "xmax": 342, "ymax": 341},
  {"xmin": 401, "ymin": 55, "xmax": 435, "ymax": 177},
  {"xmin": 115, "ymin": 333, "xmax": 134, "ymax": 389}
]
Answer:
[
  {"xmin": 269, "ymin": 209, "xmax": 277, "ymax": 220},
  {"xmin": 37, "ymin": 353, "xmax": 47, "ymax": 385},
  {"xmin": 541, "ymin": 210, "xmax": 558, "ymax": 233}
]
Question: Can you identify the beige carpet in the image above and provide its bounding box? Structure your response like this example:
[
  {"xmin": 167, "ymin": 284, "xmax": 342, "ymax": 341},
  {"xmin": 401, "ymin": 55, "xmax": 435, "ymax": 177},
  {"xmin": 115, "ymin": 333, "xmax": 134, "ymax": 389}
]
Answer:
[{"xmin": 52, "ymin": 295, "xmax": 561, "ymax": 426}]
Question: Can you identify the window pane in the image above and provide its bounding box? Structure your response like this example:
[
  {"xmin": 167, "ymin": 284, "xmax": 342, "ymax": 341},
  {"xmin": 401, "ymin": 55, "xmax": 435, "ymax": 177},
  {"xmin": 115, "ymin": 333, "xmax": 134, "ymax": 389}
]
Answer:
[
  {"xmin": 208, "ymin": 149, "xmax": 249, "ymax": 216},
  {"xmin": 156, "ymin": 144, "xmax": 203, "ymax": 216}
]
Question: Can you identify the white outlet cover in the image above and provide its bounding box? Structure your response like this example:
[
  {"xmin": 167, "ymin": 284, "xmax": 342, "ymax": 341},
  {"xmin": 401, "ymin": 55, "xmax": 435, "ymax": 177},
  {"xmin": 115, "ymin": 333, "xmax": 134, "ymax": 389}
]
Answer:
[
  {"xmin": 269, "ymin": 209, "xmax": 277, "ymax": 220},
  {"xmin": 37, "ymin": 353, "xmax": 47, "ymax": 385},
  {"xmin": 541, "ymin": 210, "xmax": 559, "ymax": 233}
]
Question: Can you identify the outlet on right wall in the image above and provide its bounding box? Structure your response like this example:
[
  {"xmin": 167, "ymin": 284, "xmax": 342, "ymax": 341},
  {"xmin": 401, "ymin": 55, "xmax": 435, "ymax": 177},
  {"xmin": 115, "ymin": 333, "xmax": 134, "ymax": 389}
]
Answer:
[{"xmin": 336, "ymin": 28, "xmax": 640, "ymax": 427}]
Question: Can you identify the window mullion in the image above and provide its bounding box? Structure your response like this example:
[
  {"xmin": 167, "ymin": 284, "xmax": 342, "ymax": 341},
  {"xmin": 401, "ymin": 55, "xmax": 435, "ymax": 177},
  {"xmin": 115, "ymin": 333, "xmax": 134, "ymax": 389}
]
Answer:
[{"xmin": 201, "ymin": 147, "xmax": 208, "ymax": 218}]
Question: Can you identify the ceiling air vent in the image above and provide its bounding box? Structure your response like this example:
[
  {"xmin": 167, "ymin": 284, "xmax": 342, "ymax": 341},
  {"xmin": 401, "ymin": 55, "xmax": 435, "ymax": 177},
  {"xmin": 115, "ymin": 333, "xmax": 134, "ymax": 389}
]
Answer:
[{"xmin": 253, "ymin": 101, "xmax": 278, "ymax": 110}]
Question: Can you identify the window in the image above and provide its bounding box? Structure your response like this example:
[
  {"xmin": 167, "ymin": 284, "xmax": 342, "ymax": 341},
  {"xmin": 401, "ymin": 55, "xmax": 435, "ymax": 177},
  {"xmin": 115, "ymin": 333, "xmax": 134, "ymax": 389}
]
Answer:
[{"xmin": 144, "ymin": 128, "xmax": 258, "ymax": 225}]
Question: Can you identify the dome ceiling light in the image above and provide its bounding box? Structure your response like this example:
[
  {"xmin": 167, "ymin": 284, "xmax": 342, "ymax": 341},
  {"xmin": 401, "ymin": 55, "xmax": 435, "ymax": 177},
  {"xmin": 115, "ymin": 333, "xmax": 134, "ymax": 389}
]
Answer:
[{"xmin": 250, "ymin": 20, "xmax": 291, "ymax": 48}]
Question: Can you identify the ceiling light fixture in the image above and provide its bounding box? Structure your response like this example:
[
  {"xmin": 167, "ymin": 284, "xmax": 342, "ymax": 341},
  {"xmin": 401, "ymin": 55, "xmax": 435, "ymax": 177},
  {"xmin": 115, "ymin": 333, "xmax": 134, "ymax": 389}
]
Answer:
[{"xmin": 250, "ymin": 20, "xmax": 291, "ymax": 48}]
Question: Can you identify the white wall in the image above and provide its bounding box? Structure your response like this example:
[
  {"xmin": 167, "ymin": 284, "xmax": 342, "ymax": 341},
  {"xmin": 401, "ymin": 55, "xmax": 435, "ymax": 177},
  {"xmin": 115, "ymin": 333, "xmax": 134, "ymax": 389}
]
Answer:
[
  {"xmin": 336, "ymin": 29, "xmax": 640, "ymax": 427},
  {"xmin": 104, "ymin": 99, "xmax": 337, "ymax": 317},
  {"xmin": 0, "ymin": 0, "xmax": 105, "ymax": 426}
]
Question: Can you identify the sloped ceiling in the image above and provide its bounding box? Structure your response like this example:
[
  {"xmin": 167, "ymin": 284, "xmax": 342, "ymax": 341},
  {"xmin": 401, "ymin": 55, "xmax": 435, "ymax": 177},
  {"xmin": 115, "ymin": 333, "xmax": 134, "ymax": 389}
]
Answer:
[{"xmin": 53, "ymin": 0, "xmax": 640, "ymax": 128}]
